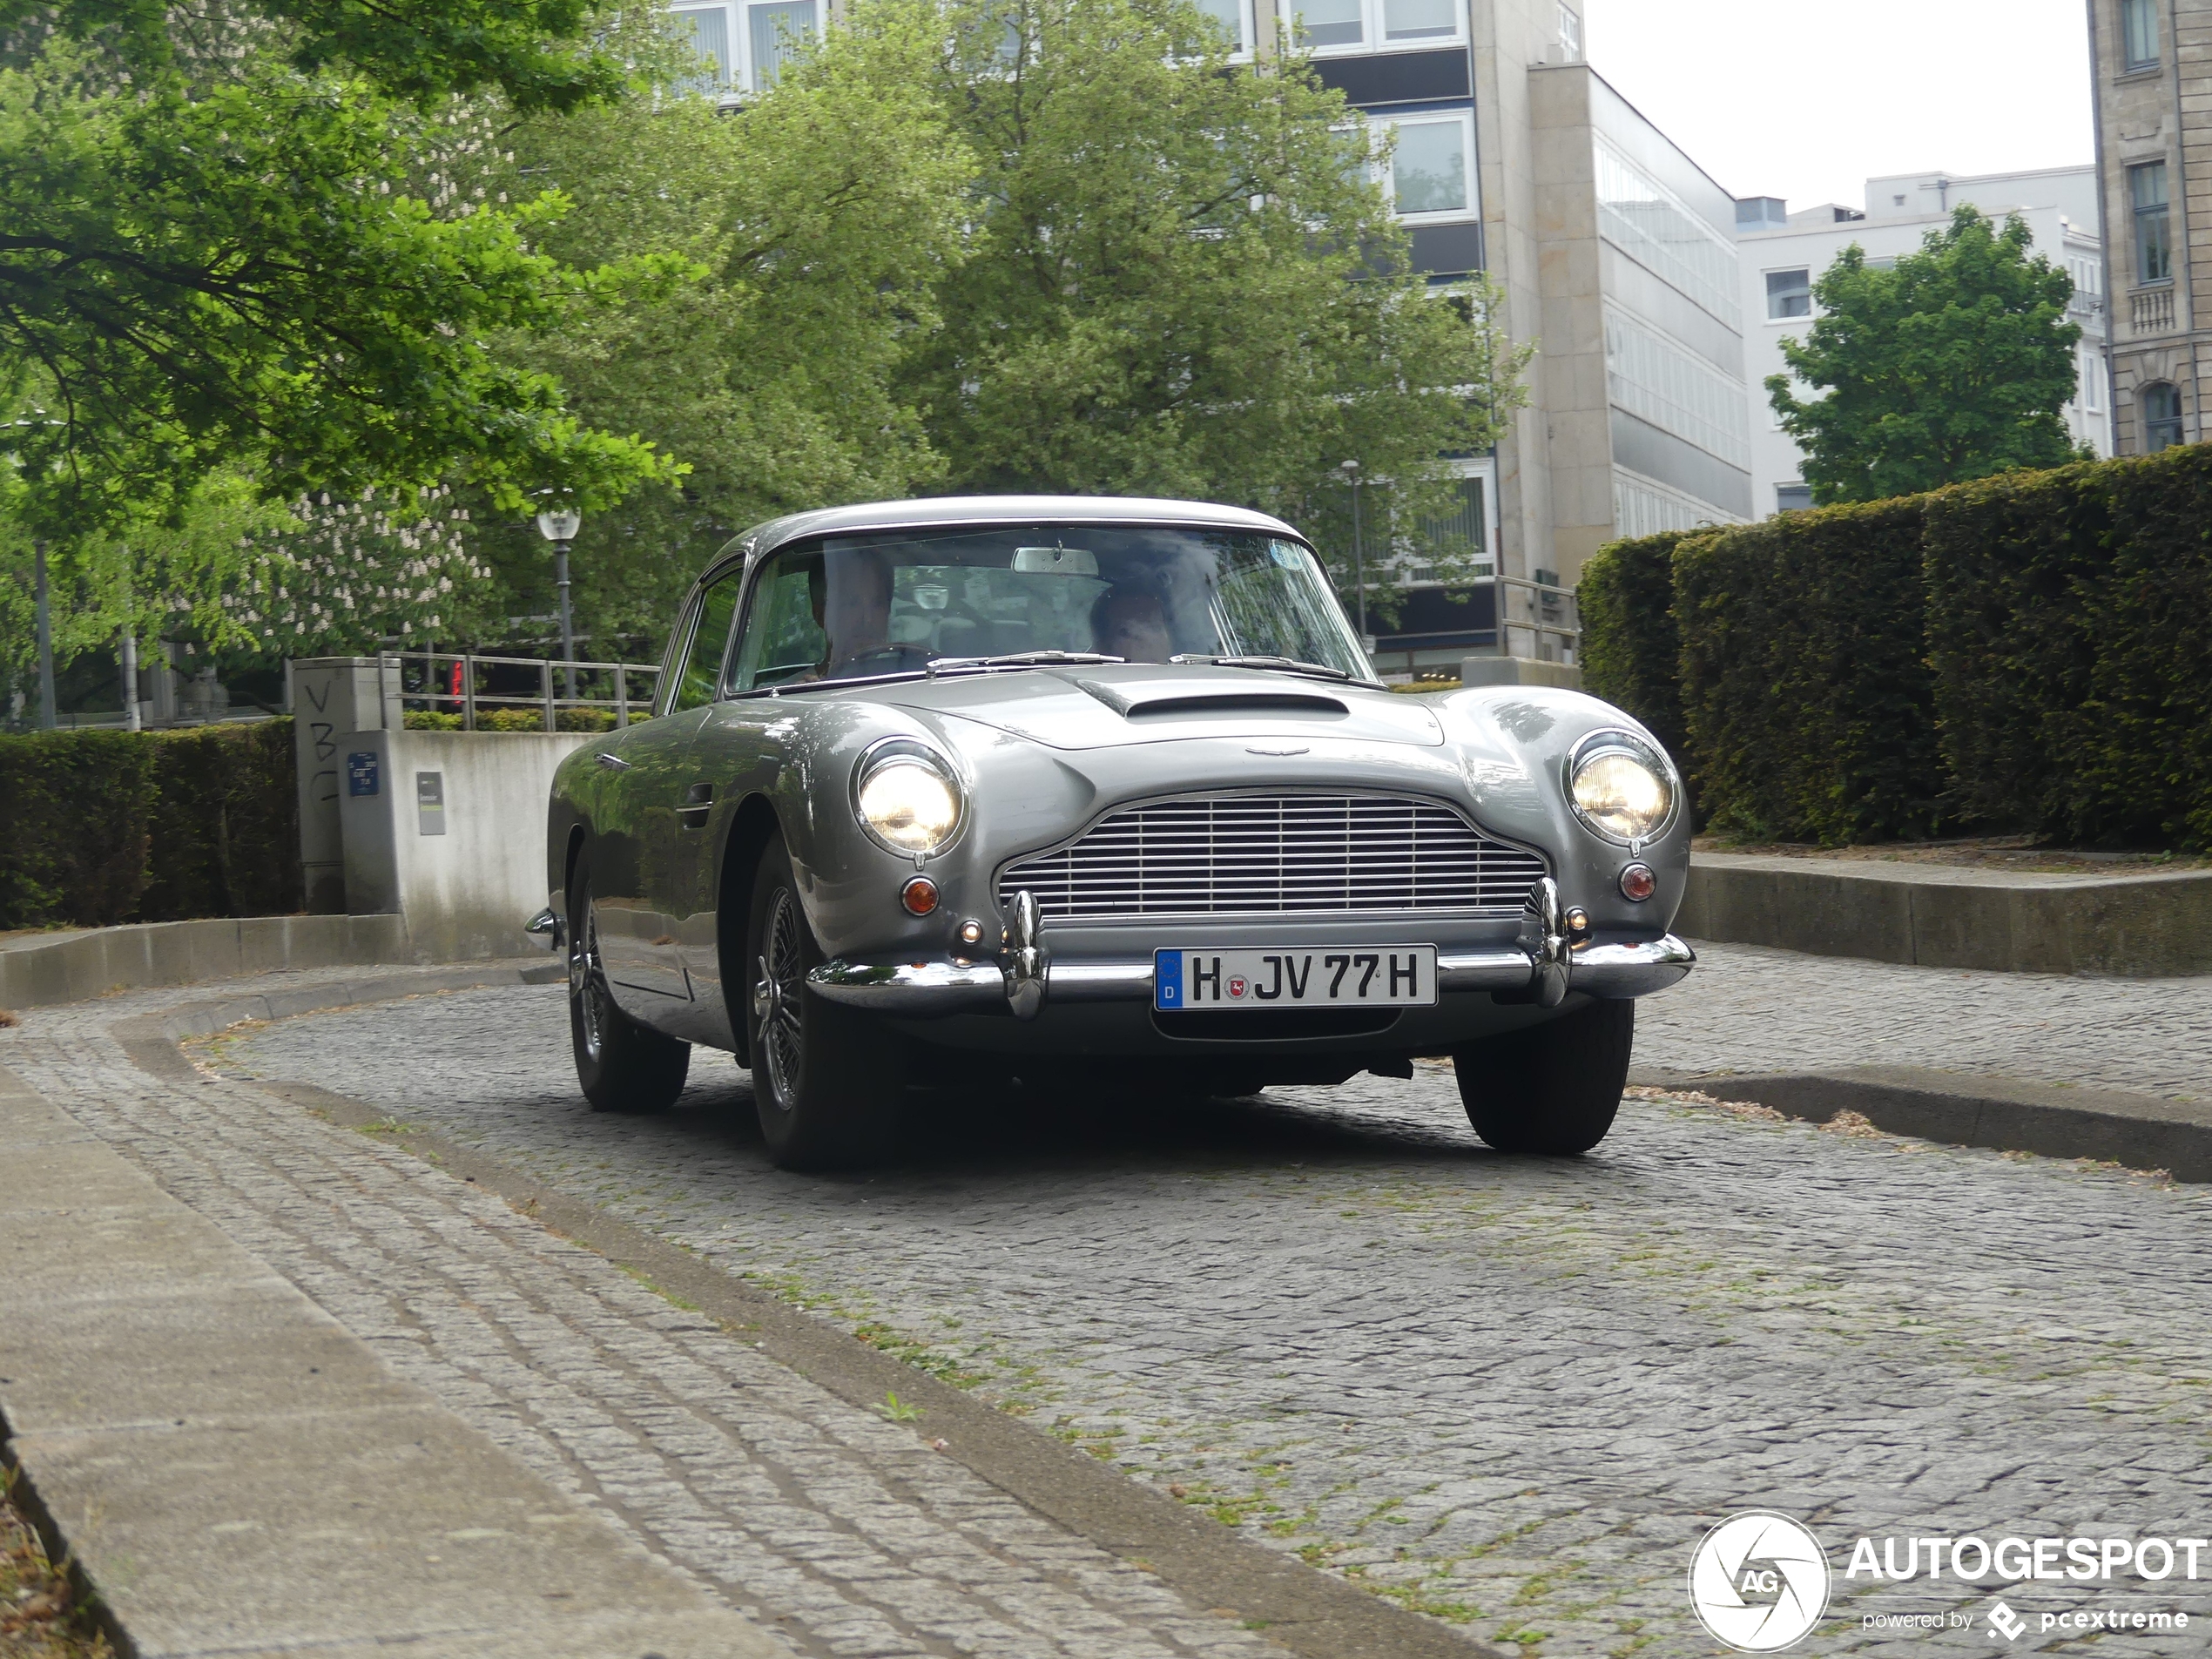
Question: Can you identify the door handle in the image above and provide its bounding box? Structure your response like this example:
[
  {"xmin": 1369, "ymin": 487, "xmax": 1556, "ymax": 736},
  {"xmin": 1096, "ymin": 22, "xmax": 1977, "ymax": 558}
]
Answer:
[
  {"xmin": 678, "ymin": 781, "xmax": 713, "ymax": 830},
  {"xmin": 595, "ymin": 752, "xmax": 632, "ymax": 772}
]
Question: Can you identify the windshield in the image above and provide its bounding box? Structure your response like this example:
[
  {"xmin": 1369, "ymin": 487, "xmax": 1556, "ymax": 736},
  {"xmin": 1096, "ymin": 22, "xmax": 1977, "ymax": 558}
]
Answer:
[{"xmin": 725, "ymin": 524, "xmax": 1371, "ymax": 691}]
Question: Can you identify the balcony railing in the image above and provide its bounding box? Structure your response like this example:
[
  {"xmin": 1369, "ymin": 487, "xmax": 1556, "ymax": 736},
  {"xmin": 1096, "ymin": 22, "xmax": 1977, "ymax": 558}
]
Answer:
[
  {"xmin": 381, "ymin": 651, "xmax": 662, "ymax": 732},
  {"xmin": 2131, "ymin": 286, "xmax": 2177, "ymax": 336}
]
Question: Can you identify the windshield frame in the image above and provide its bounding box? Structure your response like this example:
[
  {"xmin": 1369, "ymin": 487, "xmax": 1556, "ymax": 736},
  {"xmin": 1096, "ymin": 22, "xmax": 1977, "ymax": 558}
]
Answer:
[{"xmin": 711, "ymin": 521, "xmax": 1377, "ymax": 700}]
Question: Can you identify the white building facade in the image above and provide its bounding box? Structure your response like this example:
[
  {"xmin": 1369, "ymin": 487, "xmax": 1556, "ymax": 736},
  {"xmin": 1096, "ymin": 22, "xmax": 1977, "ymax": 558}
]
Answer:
[{"xmin": 1736, "ymin": 166, "xmax": 2111, "ymax": 520}]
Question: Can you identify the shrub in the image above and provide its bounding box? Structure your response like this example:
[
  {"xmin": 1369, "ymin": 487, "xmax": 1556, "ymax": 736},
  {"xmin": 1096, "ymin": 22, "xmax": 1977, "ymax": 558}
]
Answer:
[
  {"xmin": 0, "ymin": 731, "xmax": 163, "ymax": 927},
  {"xmin": 138, "ymin": 723, "xmax": 302, "ymax": 921},
  {"xmin": 404, "ymin": 710, "xmax": 463, "ymax": 730},
  {"xmin": 1926, "ymin": 446, "xmax": 2212, "ymax": 846},
  {"xmin": 1675, "ymin": 497, "xmax": 1946, "ymax": 844},
  {"xmin": 1578, "ymin": 530, "xmax": 1691, "ymax": 766},
  {"xmin": 0, "ymin": 721, "xmax": 299, "ymax": 930},
  {"xmin": 474, "ymin": 707, "xmax": 619, "ymax": 732}
]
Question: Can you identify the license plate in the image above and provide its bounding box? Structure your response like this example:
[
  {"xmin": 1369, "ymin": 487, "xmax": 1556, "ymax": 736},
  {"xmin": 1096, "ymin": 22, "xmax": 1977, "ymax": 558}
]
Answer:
[{"xmin": 1153, "ymin": 948, "xmax": 1439, "ymax": 1011}]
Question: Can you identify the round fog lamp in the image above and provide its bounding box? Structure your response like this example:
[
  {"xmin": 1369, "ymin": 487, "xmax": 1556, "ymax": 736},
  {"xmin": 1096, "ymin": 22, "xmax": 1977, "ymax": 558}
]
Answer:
[
  {"xmin": 900, "ymin": 876, "xmax": 940, "ymax": 916},
  {"xmin": 1619, "ymin": 863, "xmax": 1657, "ymax": 903}
]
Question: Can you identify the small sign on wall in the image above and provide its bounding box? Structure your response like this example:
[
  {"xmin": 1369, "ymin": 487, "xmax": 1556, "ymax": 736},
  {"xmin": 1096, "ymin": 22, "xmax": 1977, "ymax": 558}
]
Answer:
[
  {"xmin": 415, "ymin": 771, "xmax": 447, "ymax": 836},
  {"xmin": 347, "ymin": 752, "xmax": 379, "ymax": 797}
]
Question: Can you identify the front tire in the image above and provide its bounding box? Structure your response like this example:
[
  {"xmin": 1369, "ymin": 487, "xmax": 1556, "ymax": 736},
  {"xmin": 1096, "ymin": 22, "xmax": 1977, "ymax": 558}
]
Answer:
[
  {"xmin": 568, "ymin": 859, "xmax": 691, "ymax": 1114},
  {"xmin": 1453, "ymin": 998, "xmax": 1634, "ymax": 1155},
  {"xmin": 745, "ymin": 836, "xmax": 906, "ymax": 1170}
]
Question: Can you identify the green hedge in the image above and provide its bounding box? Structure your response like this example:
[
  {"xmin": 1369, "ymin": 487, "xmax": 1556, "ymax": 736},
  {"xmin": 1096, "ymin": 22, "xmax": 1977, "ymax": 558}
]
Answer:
[
  {"xmin": 1580, "ymin": 442, "xmax": 2212, "ymax": 849},
  {"xmin": 0, "ymin": 721, "xmax": 299, "ymax": 930},
  {"xmin": 1925, "ymin": 448, "xmax": 2212, "ymax": 847},
  {"xmin": 1577, "ymin": 530, "xmax": 1690, "ymax": 769},
  {"xmin": 1675, "ymin": 498, "xmax": 1946, "ymax": 844}
]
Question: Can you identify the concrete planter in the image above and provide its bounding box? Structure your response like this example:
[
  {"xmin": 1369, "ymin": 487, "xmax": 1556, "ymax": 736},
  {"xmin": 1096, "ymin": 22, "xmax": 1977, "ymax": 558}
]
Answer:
[{"xmin": 1678, "ymin": 852, "xmax": 2212, "ymax": 977}]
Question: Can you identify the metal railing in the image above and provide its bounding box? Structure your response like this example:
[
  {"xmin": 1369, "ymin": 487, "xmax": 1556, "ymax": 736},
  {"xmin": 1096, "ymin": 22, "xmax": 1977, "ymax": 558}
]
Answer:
[
  {"xmin": 1493, "ymin": 575, "xmax": 1581, "ymax": 664},
  {"xmin": 381, "ymin": 651, "xmax": 663, "ymax": 732}
]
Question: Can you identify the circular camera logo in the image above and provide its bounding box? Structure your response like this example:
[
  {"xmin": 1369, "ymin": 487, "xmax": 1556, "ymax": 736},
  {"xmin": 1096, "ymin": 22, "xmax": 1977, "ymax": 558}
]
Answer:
[{"xmin": 1688, "ymin": 1511, "xmax": 1831, "ymax": 1653}]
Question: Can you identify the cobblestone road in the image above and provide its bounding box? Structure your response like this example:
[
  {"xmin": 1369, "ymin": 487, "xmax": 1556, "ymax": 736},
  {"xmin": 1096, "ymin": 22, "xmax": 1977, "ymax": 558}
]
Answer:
[
  {"xmin": 1, "ymin": 973, "xmax": 1281, "ymax": 1659},
  {"xmin": 142, "ymin": 944, "xmax": 2212, "ymax": 1658}
]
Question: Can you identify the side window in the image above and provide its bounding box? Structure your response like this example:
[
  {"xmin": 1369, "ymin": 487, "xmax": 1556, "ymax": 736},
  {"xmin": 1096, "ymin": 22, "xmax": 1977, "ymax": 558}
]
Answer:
[
  {"xmin": 730, "ymin": 550, "xmax": 829, "ymax": 690},
  {"xmin": 670, "ymin": 570, "xmax": 745, "ymax": 712}
]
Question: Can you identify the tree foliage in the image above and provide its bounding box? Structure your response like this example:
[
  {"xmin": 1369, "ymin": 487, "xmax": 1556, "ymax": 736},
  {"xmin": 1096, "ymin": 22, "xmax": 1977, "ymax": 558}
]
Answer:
[
  {"xmin": 0, "ymin": 1, "xmax": 678, "ymax": 543},
  {"xmin": 481, "ymin": 13, "xmax": 973, "ymax": 646},
  {"xmin": 1768, "ymin": 207, "xmax": 2083, "ymax": 506},
  {"xmin": 852, "ymin": 0, "xmax": 1528, "ymax": 583}
]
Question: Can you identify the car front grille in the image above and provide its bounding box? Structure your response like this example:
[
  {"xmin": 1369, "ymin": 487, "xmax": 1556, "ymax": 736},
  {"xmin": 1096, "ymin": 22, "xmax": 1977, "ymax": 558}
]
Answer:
[{"xmin": 997, "ymin": 793, "xmax": 1548, "ymax": 921}]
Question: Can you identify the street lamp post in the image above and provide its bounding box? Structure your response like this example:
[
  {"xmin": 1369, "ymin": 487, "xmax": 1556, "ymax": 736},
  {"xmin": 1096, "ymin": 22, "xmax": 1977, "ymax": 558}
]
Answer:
[
  {"xmin": 1339, "ymin": 461, "xmax": 1368, "ymax": 648},
  {"xmin": 33, "ymin": 540, "xmax": 56, "ymax": 731},
  {"xmin": 536, "ymin": 502, "xmax": 583, "ymax": 704}
]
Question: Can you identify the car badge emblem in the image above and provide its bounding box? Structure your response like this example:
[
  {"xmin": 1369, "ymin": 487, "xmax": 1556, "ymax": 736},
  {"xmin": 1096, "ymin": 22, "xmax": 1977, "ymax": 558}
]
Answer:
[{"xmin": 1245, "ymin": 745, "xmax": 1310, "ymax": 756}]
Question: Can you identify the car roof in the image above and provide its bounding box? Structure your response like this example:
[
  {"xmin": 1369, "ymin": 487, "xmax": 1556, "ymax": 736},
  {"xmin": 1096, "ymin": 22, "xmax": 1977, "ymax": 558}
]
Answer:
[{"xmin": 711, "ymin": 495, "xmax": 1307, "ymax": 577}]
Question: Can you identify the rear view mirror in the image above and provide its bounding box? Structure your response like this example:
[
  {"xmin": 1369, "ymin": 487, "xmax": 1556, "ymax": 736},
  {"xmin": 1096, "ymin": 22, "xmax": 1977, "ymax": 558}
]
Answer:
[{"xmin": 1013, "ymin": 546, "xmax": 1098, "ymax": 577}]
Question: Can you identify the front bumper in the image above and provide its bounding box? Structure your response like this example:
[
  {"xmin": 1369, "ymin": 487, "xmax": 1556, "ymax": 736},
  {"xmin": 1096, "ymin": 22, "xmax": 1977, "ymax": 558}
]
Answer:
[{"xmin": 808, "ymin": 931, "xmax": 1696, "ymax": 1020}]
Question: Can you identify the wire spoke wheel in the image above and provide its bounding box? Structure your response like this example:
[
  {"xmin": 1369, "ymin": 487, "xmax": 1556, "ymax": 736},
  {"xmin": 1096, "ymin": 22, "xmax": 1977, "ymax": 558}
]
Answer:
[
  {"xmin": 756, "ymin": 887, "xmax": 806, "ymax": 1111},
  {"xmin": 570, "ymin": 901, "xmax": 610, "ymax": 1063}
]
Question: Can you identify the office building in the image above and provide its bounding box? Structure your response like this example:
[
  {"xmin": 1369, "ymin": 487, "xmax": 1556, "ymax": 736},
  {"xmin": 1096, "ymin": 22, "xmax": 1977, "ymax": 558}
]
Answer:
[{"xmin": 1737, "ymin": 166, "xmax": 2111, "ymax": 520}]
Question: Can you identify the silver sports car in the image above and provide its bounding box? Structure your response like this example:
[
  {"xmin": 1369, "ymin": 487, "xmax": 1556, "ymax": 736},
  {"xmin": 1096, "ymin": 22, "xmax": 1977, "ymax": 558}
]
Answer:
[{"xmin": 536, "ymin": 496, "xmax": 1694, "ymax": 1168}]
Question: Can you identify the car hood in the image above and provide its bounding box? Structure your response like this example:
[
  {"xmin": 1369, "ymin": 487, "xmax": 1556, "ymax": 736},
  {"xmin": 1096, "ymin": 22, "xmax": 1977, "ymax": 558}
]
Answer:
[{"xmin": 878, "ymin": 664, "xmax": 1444, "ymax": 750}]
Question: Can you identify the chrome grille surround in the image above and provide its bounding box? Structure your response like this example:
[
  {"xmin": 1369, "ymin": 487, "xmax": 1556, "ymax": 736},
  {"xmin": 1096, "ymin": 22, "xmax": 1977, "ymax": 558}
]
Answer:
[{"xmin": 996, "ymin": 792, "xmax": 1548, "ymax": 921}]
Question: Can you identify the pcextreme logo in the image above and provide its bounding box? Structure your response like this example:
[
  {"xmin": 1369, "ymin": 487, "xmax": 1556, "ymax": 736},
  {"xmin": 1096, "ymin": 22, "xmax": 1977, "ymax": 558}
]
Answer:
[{"xmin": 1688, "ymin": 1511, "xmax": 1833, "ymax": 1653}]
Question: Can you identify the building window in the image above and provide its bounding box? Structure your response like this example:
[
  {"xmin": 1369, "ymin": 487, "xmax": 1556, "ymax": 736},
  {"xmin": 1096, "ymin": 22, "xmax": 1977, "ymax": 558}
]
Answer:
[
  {"xmin": 1604, "ymin": 308, "xmax": 1753, "ymax": 469},
  {"xmin": 1378, "ymin": 114, "xmax": 1474, "ymax": 218},
  {"xmin": 2082, "ymin": 351, "xmax": 2108, "ymax": 415},
  {"xmin": 1776, "ymin": 484, "xmax": 1813, "ymax": 514},
  {"xmin": 1593, "ymin": 138, "xmax": 1742, "ymax": 327},
  {"xmin": 1556, "ymin": 3, "xmax": 1582, "ymax": 60},
  {"xmin": 1195, "ymin": 0, "xmax": 1251, "ymax": 50},
  {"xmin": 2121, "ymin": 0, "xmax": 2161, "ymax": 69},
  {"xmin": 1765, "ymin": 268, "xmax": 1812, "ymax": 320},
  {"xmin": 671, "ymin": 0, "xmax": 819, "ymax": 92},
  {"xmin": 2141, "ymin": 381, "xmax": 2185, "ymax": 449},
  {"xmin": 2132, "ymin": 160, "xmax": 2173, "ymax": 283},
  {"xmin": 1288, "ymin": 0, "xmax": 1464, "ymax": 52}
]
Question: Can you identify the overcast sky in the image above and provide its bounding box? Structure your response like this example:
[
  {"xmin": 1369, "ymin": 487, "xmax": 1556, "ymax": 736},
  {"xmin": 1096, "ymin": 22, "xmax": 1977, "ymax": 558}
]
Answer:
[{"xmin": 1577, "ymin": 0, "xmax": 2096, "ymax": 212}]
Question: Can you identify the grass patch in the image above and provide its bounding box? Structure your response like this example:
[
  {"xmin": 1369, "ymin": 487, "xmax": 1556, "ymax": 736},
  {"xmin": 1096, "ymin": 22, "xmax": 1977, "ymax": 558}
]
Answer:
[{"xmin": 1, "ymin": 1467, "xmax": 113, "ymax": 1657}]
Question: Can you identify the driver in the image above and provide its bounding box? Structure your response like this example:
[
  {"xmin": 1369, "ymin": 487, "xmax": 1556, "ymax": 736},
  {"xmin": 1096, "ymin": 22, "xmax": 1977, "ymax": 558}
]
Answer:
[
  {"xmin": 807, "ymin": 549, "xmax": 927, "ymax": 679},
  {"xmin": 1090, "ymin": 585, "xmax": 1175, "ymax": 664}
]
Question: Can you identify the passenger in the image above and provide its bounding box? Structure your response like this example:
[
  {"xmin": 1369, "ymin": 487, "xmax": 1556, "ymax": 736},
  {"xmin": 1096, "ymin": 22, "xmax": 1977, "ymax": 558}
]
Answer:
[{"xmin": 1091, "ymin": 585, "xmax": 1176, "ymax": 663}]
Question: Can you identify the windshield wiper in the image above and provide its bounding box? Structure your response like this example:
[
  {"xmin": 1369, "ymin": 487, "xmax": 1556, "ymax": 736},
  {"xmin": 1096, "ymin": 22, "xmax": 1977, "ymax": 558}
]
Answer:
[
  {"xmin": 1173, "ymin": 653, "xmax": 1353, "ymax": 683},
  {"xmin": 926, "ymin": 651, "xmax": 1126, "ymax": 675}
]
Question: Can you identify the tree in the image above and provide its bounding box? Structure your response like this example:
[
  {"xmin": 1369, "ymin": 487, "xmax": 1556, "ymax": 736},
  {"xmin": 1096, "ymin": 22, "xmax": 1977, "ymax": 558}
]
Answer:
[
  {"xmin": 0, "ymin": 0, "xmax": 679, "ymax": 545},
  {"xmin": 478, "ymin": 16, "xmax": 974, "ymax": 648},
  {"xmin": 826, "ymin": 0, "xmax": 1527, "ymax": 590},
  {"xmin": 1769, "ymin": 207, "xmax": 2083, "ymax": 505}
]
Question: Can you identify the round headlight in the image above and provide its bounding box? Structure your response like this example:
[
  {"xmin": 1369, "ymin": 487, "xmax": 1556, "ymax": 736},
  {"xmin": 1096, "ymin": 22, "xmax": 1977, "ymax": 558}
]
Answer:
[
  {"xmin": 1569, "ymin": 738, "xmax": 1674, "ymax": 844},
  {"xmin": 857, "ymin": 757, "xmax": 961, "ymax": 855}
]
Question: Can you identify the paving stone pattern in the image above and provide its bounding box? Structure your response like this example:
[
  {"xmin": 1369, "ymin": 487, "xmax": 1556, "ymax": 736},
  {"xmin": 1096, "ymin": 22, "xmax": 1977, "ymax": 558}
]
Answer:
[
  {"xmin": 153, "ymin": 946, "xmax": 2212, "ymax": 1657},
  {"xmin": 0, "ymin": 972, "xmax": 1283, "ymax": 1659},
  {"xmin": 1635, "ymin": 941, "xmax": 2212, "ymax": 1103}
]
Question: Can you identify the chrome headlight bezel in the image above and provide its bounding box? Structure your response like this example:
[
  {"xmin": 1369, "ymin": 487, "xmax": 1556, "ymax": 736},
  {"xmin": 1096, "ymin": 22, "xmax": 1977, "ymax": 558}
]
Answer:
[
  {"xmin": 852, "ymin": 738, "xmax": 966, "ymax": 860},
  {"xmin": 1564, "ymin": 728, "xmax": 1679, "ymax": 849}
]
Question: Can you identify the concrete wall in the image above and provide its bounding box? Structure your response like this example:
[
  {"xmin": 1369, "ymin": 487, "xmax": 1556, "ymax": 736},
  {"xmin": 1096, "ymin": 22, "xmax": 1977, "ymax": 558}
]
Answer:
[
  {"xmin": 291, "ymin": 658, "xmax": 402, "ymax": 913},
  {"xmin": 337, "ymin": 729, "xmax": 591, "ymax": 962},
  {"xmin": 1678, "ymin": 853, "xmax": 2212, "ymax": 977},
  {"xmin": 0, "ymin": 915, "xmax": 413, "ymax": 1011}
]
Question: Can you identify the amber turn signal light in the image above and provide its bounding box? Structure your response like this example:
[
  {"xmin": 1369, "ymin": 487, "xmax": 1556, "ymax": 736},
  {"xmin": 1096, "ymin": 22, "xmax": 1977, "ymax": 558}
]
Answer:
[
  {"xmin": 1618, "ymin": 862, "xmax": 1657, "ymax": 902},
  {"xmin": 900, "ymin": 876, "xmax": 940, "ymax": 916}
]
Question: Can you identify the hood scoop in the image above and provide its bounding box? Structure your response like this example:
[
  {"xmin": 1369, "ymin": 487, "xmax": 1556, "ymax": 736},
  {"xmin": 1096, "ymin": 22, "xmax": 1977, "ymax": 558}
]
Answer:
[{"xmin": 1074, "ymin": 679, "xmax": 1348, "ymax": 721}]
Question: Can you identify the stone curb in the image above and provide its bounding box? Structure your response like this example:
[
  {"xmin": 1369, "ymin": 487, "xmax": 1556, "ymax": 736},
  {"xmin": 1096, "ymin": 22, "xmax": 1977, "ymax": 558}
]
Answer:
[
  {"xmin": 1629, "ymin": 1063, "xmax": 2212, "ymax": 1182},
  {"xmin": 1676, "ymin": 854, "xmax": 2212, "ymax": 976},
  {"xmin": 118, "ymin": 976, "xmax": 1505, "ymax": 1659},
  {"xmin": 0, "ymin": 1029, "xmax": 779, "ymax": 1659},
  {"xmin": 0, "ymin": 914, "xmax": 435, "ymax": 1015}
]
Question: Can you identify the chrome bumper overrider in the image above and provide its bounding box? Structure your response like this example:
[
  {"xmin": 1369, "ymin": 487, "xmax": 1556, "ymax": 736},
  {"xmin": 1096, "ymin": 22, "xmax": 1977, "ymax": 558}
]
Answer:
[{"xmin": 806, "ymin": 879, "xmax": 1696, "ymax": 1022}]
